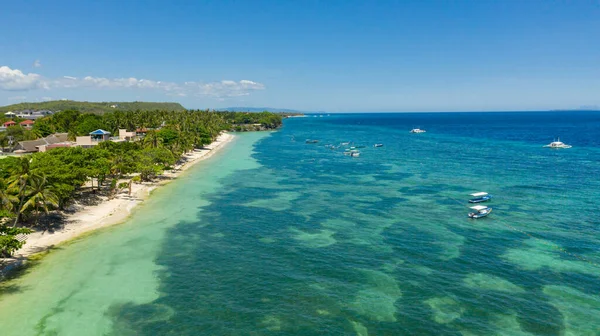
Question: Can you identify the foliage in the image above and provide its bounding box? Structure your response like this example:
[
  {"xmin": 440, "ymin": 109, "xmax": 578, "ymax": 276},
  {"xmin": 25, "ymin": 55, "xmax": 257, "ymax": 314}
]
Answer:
[
  {"xmin": 0, "ymin": 107, "xmax": 283, "ymax": 256},
  {"xmin": 0, "ymin": 225, "xmax": 32, "ymax": 257},
  {"xmin": 0, "ymin": 100, "xmax": 186, "ymax": 114},
  {"xmin": 0, "ymin": 126, "xmax": 38, "ymax": 149}
]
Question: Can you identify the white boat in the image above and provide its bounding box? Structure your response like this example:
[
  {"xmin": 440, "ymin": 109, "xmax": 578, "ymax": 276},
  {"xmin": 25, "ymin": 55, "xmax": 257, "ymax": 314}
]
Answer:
[
  {"xmin": 410, "ymin": 128, "xmax": 426, "ymax": 133},
  {"xmin": 344, "ymin": 149, "xmax": 360, "ymax": 157},
  {"xmin": 543, "ymin": 138, "xmax": 572, "ymax": 149},
  {"xmin": 374, "ymin": 143, "xmax": 383, "ymax": 147},
  {"xmin": 468, "ymin": 205, "xmax": 492, "ymax": 219},
  {"xmin": 469, "ymin": 192, "xmax": 492, "ymax": 203}
]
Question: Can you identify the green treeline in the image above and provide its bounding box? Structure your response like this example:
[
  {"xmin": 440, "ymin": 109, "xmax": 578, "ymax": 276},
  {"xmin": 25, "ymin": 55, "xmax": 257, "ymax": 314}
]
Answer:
[
  {"xmin": 0, "ymin": 100, "xmax": 186, "ymax": 114},
  {"xmin": 0, "ymin": 109, "xmax": 282, "ymax": 257}
]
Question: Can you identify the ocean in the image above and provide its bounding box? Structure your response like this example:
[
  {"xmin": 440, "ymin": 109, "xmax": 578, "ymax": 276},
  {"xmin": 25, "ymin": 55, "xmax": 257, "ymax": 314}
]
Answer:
[{"xmin": 1, "ymin": 112, "xmax": 599, "ymax": 335}]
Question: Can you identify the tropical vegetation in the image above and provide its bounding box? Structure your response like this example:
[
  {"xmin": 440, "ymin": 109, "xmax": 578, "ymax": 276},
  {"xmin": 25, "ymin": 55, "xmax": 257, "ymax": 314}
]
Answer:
[
  {"xmin": 0, "ymin": 100, "xmax": 186, "ymax": 114},
  {"xmin": 0, "ymin": 109, "xmax": 283, "ymax": 256}
]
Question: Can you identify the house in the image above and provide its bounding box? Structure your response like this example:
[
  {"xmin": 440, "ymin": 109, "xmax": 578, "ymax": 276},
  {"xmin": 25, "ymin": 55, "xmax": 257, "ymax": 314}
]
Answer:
[
  {"xmin": 39, "ymin": 143, "xmax": 73, "ymax": 152},
  {"xmin": 3, "ymin": 121, "xmax": 16, "ymax": 128},
  {"xmin": 90, "ymin": 129, "xmax": 111, "ymax": 142},
  {"xmin": 13, "ymin": 133, "xmax": 70, "ymax": 153},
  {"xmin": 15, "ymin": 110, "xmax": 54, "ymax": 120},
  {"xmin": 136, "ymin": 128, "xmax": 149, "ymax": 137},
  {"xmin": 118, "ymin": 129, "xmax": 136, "ymax": 141},
  {"xmin": 19, "ymin": 120, "xmax": 35, "ymax": 129},
  {"xmin": 75, "ymin": 129, "xmax": 112, "ymax": 148},
  {"xmin": 4, "ymin": 112, "xmax": 16, "ymax": 118},
  {"xmin": 75, "ymin": 136, "xmax": 94, "ymax": 148}
]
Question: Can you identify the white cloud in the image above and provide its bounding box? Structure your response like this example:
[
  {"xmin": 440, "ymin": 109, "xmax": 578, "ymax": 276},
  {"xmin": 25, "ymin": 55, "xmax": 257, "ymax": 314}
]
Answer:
[
  {"xmin": 0, "ymin": 65, "xmax": 266, "ymax": 98},
  {"xmin": 196, "ymin": 80, "xmax": 265, "ymax": 98},
  {"xmin": 33, "ymin": 60, "xmax": 42, "ymax": 68},
  {"xmin": 40, "ymin": 96, "xmax": 53, "ymax": 101},
  {"xmin": 0, "ymin": 66, "xmax": 46, "ymax": 91}
]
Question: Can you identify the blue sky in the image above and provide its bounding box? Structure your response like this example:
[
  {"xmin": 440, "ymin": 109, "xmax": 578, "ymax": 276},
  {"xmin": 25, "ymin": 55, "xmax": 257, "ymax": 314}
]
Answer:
[{"xmin": 1, "ymin": 0, "xmax": 599, "ymax": 112}]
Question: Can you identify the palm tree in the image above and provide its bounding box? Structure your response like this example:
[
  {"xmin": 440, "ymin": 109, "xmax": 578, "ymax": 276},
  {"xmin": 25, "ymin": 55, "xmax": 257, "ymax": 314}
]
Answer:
[
  {"xmin": 0, "ymin": 179, "xmax": 17, "ymax": 213},
  {"xmin": 7, "ymin": 157, "xmax": 35, "ymax": 226},
  {"xmin": 20, "ymin": 175, "xmax": 59, "ymax": 224},
  {"xmin": 142, "ymin": 130, "xmax": 162, "ymax": 149}
]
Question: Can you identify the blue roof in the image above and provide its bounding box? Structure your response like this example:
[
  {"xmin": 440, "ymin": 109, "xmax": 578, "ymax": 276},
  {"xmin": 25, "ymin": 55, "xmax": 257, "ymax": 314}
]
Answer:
[{"xmin": 89, "ymin": 129, "xmax": 111, "ymax": 135}]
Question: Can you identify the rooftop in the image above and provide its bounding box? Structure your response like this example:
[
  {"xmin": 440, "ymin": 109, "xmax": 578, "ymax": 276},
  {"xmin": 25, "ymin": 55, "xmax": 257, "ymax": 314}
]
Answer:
[{"xmin": 89, "ymin": 129, "xmax": 111, "ymax": 135}]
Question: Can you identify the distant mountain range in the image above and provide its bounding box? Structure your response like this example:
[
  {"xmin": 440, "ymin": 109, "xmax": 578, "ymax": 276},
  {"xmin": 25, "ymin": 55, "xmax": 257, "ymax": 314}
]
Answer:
[{"xmin": 218, "ymin": 107, "xmax": 305, "ymax": 113}]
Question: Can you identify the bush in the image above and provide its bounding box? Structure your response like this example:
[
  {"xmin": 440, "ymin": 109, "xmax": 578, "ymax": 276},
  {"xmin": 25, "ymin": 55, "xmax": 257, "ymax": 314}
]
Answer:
[{"xmin": 0, "ymin": 225, "xmax": 33, "ymax": 257}]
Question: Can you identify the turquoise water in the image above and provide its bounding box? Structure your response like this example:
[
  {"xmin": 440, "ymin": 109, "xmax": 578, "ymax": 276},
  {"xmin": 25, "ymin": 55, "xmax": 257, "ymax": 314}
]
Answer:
[{"xmin": 1, "ymin": 113, "xmax": 600, "ymax": 335}]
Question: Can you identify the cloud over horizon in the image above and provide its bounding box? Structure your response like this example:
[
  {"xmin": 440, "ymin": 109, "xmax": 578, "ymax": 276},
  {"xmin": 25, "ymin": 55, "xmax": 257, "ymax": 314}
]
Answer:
[{"xmin": 0, "ymin": 65, "xmax": 265, "ymax": 99}]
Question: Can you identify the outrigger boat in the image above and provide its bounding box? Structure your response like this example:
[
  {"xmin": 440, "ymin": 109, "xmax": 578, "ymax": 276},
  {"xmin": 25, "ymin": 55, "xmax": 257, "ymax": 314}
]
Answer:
[
  {"xmin": 468, "ymin": 205, "xmax": 492, "ymax": 219},
  {"xmin": 344, "ymin": 149, "xmax": 360, "ymax": 157},
  {"xmin": 469, "ymin": 192, "xmax": 492, "ymax": 203}
]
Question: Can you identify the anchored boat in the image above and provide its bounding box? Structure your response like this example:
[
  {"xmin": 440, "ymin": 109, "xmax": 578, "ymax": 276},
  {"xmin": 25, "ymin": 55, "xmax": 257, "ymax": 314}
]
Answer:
[
  {"xmin": 468, "ymin": 205, "xmax": 492, "ymax": 219},
  {"xmin": 344, "ymin": 149, "xmax": 361, "ymax": 157},
  {"xmin": 410, "ymin": 128, "xmax": 426, "ymax": 133},
  {"xmin": 374, "ymin": 143, "xmax": 383, "ymax": 147},
  {"xmin": 469, "ymin": 192, "xmax": 492, "ymax": 203},
  {"xmin": 306, "ymin": 139, "xmax": 319, "ymax": 144},
  {"xmin": 543, "ymin": 138, "xmax": 572, "ymax": 149}
]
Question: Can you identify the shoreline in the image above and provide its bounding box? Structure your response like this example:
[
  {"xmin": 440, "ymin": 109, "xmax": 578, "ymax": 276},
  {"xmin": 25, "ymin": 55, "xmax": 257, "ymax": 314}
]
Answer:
[{"xmin": 1, "ymin": 132, "xmax": 235, "ymax": 278}]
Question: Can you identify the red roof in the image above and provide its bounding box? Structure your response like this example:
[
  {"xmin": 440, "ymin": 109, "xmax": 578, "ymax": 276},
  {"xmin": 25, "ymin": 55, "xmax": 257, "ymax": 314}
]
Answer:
[
  {"xmin": 20, "ymin": 120, "xmax": 35, "ymax": 125},
  {"xmin": 3, "ymin": 121, "xmax": 16, "ymax": 127}
]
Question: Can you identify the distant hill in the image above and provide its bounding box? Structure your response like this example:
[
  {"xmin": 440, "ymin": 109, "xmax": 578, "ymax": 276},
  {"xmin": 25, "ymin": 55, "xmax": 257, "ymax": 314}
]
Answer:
[
  {"xmin": 0, "ymin": 100, "xmax": 186, "ymax": 114},
  {"xmin": 219, "ymin": 107, "xmax": 304, "ymax": 113}
]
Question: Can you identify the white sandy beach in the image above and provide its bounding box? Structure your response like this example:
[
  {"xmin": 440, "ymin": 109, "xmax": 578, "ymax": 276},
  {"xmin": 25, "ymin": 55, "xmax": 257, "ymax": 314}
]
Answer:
[{"xmin": 12, "ymin": 132, "xmax": 235, "ymax": 259}]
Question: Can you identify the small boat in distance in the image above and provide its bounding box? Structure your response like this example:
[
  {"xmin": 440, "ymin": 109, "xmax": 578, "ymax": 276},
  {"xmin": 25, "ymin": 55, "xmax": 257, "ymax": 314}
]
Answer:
[
  {"xmin": 468, "ymin": 205, "xmax": 492, "ymax": 219},
  {"xmin": 469, "ymin": 192, "xmax": 492, "ymax": 203},
  {"xmin": 543, "ymin": 138, "xmax": 572, "ymax": 149},
  {"xmin": 374, "ymin": 143, "xmax": 383, "ymax": 147},
  {"xmin": 410, "ymin": 128, "xmax": 426, "ymax": 133},
  {"xmin": 306, "ymin": 139, "xmax": 319, "ymax": 144},
  {"xmin": 344, "ymin": 149, "xmax": 360, "ymax": 157}
]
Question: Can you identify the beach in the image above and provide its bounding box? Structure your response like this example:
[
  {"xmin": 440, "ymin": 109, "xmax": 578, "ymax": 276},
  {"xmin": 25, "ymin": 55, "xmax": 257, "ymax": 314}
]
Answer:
[{"xmin": 4, "ymin": 132, "xmax": 234, "ymax": 264}]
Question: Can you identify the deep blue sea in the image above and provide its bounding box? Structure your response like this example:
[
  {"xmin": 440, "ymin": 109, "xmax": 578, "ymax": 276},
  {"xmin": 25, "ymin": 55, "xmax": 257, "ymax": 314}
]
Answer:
[{"xmin": 1, "ymin": 112, "xmax": 599, "ymax": 335}]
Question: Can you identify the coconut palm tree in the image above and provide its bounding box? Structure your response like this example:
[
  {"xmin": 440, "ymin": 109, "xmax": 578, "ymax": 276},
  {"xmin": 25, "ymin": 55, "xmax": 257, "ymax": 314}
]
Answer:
[
  {"xmin": 0, "ymin": 179, "xmax": 17, "ymax": 213},
  {"xmin": 20, "ymin": 175, "xmax": 59, "ymax": 224},
  {"xmin": 7, "ymin": 156, "xmax": 35, "ymax": 226}
]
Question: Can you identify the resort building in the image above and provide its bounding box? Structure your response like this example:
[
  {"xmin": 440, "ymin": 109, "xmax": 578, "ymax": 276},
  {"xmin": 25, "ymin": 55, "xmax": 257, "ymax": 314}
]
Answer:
[
  {"xmin": 4, "ymin": 111, "xmax": 16, "ymax": 118},
  {"xmin": 118, "ymin": 129, "xmax": 136, "ymax": 141},
  {"xmin": 75, "ymin": 129, "xmax": 137, "ymax": 147},
  {"xmin": 76, "ymin": 129, "xmax": 110, "ymax": 148},
  {"xmin": 90, "ymin": 129, "xmax": 111, "ymax": 142},
  {"xmin": 13, "ymin": 133, "xmax": 70, "ymax": 153}
]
